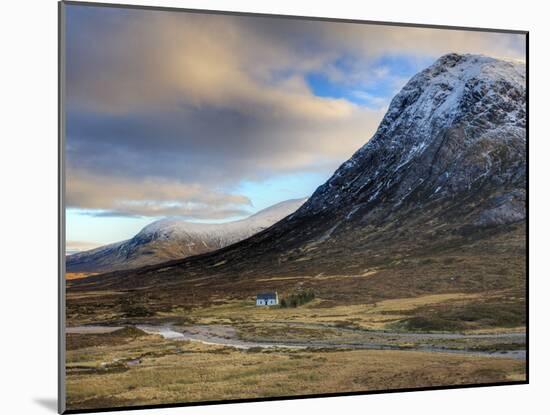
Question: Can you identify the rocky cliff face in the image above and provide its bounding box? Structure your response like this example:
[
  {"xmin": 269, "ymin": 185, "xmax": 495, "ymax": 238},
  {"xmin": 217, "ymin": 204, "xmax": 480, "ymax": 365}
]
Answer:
[
  {"xmin": 70, "ymin": 54, "xmax": 526, "ymax": 293},
  {"xmin": 296, "ymin": 53, "xmax": 525, "ymax": 227}
]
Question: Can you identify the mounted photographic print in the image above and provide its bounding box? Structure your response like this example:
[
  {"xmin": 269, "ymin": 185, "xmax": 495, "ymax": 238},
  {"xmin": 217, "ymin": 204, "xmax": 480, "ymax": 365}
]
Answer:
[{"xmin": 59, "ymin": 1, "xmax": 528, "ymax": 413}]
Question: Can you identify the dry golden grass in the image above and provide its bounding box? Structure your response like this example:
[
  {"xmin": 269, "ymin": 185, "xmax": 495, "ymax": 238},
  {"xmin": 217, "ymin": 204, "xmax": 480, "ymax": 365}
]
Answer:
[
  {"xmin": 66, "ymin": 332, "xmax": 525, "ymax": 411},
  {"xmin": 167, "ymin": 292, "xmax": 484, "ymax": 330},
  {"xmin": 66, "ymin": 272, "xmax": 98, "ymax": 280},
  {"xmin": 465, "ymin": 327, "xmax": 527, "ymax": 335}
]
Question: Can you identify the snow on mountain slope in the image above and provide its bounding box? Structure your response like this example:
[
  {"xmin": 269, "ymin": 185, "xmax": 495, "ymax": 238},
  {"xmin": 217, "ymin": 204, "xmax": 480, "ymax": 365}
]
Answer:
[
  {"xmin": 297, "ymin": 53, "xmax": 526, "ymax": 224},
  {"xmin": 66, "ymin": 198, "xmax": 306, "ymax": 273},
  {"xmin": 136, "ymin": 199, "xmax": 307, "ymax": 244}
]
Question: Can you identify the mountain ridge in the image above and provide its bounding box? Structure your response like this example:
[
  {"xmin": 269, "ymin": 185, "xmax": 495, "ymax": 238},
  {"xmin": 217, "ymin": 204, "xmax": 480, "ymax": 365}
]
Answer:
[{"xmin": 66, "ymin": 198, "xmax": 307, "ymax": 273}]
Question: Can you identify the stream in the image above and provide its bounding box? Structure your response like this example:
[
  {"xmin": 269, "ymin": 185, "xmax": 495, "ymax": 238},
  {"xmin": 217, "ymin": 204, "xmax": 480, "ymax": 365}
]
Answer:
[{"xmin": 66, "ymin": 323, "xmax": 526, "ymax": 360}]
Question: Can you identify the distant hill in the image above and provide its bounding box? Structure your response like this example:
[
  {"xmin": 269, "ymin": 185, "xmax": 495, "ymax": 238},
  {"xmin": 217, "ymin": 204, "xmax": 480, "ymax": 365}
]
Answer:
[{"xmin": 66, "ymin": 198, "xmax": 306, "ymax": 273}]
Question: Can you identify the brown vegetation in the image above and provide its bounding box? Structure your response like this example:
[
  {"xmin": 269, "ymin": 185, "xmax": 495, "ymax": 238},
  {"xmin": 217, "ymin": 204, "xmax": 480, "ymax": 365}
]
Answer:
[{"xmin": 66, "ymin": 331, "xmax": 525, "ymax": 411}]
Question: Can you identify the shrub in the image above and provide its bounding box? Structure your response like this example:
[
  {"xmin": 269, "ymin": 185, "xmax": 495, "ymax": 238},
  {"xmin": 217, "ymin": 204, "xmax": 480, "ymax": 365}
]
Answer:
[
  {"xmin": 121, "ymin": 304, "xmax": 154, "ymax": 318},
  {"xmin": 280, "ymin": 289, "xmax": 315, "ymax": 308}
]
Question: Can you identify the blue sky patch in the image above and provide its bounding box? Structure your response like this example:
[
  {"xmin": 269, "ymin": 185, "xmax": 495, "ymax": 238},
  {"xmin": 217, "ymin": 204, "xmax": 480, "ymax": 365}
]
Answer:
[{"xmin": 306, "ymin": 54, "xmax": 435, "ymax": 108}]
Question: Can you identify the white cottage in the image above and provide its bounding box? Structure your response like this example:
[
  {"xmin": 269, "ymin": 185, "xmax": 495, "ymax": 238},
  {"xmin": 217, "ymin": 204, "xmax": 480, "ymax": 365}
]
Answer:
[{"xmin": 256, "ymin": 292, "xmax": 278, "ymax": 306}]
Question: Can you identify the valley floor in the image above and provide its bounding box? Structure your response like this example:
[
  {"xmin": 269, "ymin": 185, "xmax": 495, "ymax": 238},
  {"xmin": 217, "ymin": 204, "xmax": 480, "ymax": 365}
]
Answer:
[
  {"xmin": 65, "ymin": 290, "xmax": 526, "ymax": 411},
  {"xmin": 65, "ymin": 327, "xmax": 525, "ymax": 411},
  {"xmin": 65, "ymin": 225, "xmax": 527, "ymax": 410}
]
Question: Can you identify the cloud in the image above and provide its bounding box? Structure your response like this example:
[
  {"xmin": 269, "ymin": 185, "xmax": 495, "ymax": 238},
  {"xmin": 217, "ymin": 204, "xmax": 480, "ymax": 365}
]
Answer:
[
  {"xmin": 66, "ymin": 8, "xmax": 525, "ymax": 114},
  {"xmin": 64, "ymin": 5, "xmax": 526, "ymax": 220},
  {"xmin": 66, "ymin": 105, "xmax": 384, "ymax": 185},
  {"xmin": 67, "ymin": 171, "xmax": 252, "ymax": 218},
  {"xmin": 350, "ymin": 91, "xmax": 390, "ymax": 109},
  {"xmin": 66, "ymin": 240, "xmax": 102, "ymax": 251}
]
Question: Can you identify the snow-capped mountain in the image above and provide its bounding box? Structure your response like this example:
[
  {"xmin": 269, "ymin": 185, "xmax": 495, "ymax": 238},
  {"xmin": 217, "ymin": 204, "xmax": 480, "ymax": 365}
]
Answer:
[
  {"xmin": 71, "ymin": 54, "xmax": 526, "ymax": 294},
  {"xmin": 296, "ymin": 53, "xmax": 525, "ymax": 225},
  {"xmin": 66, "ymin": 198, "xmax": 307, "ymax": 272}
]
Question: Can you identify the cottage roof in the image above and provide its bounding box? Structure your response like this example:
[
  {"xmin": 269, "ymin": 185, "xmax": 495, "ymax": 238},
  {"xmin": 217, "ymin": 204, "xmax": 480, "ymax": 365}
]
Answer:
[{"xmin": 256, "ymin": 292, "xmax": 277, "ymax": 300}]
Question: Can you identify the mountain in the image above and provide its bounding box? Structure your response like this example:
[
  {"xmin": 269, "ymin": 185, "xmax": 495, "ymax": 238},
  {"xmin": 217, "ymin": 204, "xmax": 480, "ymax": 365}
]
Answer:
[
  {"xmin": 66, "ymin": 198, "xmax": 307, "ymax": 273},
  {"xmin": 297, "ymin": 53, "xmax": 525, "ymax": 226},
  {"xmin": 70, "ymin": 54, "xmax": 526, "ymax": 307}
]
